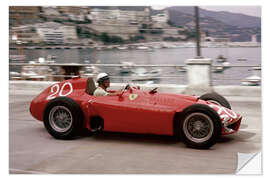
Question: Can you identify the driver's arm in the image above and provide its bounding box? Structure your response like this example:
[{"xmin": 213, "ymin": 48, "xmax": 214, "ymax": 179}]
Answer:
[
  {"xmin": 107, "ymin": 92, "xmax": 119, "ymax": 96},
  {"xmin": 106, "ymin": 84, "xmax": 130, "ymax": 96},
  {"xmin": 107, "ymin": 90, "xmax": 116, "ymax": 93}
]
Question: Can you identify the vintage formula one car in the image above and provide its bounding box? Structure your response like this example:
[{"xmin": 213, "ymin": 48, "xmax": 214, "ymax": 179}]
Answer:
[{"xmin": 30, "ymin": 77, "xmax": 242, "ymax": 149}]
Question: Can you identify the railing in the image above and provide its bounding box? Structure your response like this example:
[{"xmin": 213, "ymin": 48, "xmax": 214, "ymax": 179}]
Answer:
[{"xmin": 9, "ymin": 63, "xmax": 187, "ymax": 67}]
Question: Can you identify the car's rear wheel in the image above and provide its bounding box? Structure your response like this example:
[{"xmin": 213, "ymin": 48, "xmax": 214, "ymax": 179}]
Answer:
[
  {"xmin": 43, "ymin": 97, "xmax": 84, "ymax": 139},
  {"xmin": 178, "ymin": 104, "xmax": 222, "ymax": 149},
  {"xmin": 200, "ymin": 92, "xmax": 231, "ymax": 109}
]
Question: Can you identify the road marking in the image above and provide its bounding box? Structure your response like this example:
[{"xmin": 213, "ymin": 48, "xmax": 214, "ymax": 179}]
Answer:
[{"xmin": 9, "ymin": 168, "xmax": 47, "ymax": 174}]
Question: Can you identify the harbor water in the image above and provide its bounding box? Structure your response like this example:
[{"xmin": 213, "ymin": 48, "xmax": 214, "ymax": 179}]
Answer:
[{"xmin": 9, "ymin": 47, "xmax": 261, "ymax": 85}]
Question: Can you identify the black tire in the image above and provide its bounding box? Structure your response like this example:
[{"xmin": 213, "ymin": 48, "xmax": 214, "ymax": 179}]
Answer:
[
  {"xmin": 200, "ymin": 92, "xmax": 231, "ymax": 109},
  {"xmin": 43, "ymin": 97, "xmax": 84, "ymax": 139},
  {"xmin": 177, "ymin": 104, "xmax": 222, "ymax": 149}
]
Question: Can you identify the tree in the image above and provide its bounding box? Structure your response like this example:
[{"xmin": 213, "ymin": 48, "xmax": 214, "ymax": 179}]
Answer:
[
  {"xmin": 129, "ymin": 35, "xmax": 145, "ymax": 42},
  {"xmin": 150, "ymin": 28, "xmax": 164, "ymax": 34},
  {"xmin": 53, "ymin": 19, "xmax": 62, "ymax": 23},
  {"xmin": 100, "ymin": 33, "xmax": 110, "ymax": 44},
  {"xmin": 99, "ymin": 33, "xmax": 124, "ymax": 44},
  {"xmin": 167, "ymin": 20, "xmax": 175, "ymax": 27},
  {"xmin": 139, "ymin": 23, "xmax": 151, "ymax": 33},
  {"xmin": 163, "ymin": 36, "xmax": 179, "ymax": 41},
  {"xmin": 76, "ymin": 26, "xmax": 82, "ymax": 35},
  {"xmin": 110, "ymin": 36, "xmax": 124, "ymax": 44}
]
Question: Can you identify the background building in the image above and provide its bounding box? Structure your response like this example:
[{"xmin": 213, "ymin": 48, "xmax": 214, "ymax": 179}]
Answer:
[
  {"xmin": 9, "ymin": 6, "xmax": 42, "ymax": 26},
  {"xmin": 36, "ymin": 22, "xmax": 78, "ymax": 44},
  {"xmin": 9, "ymin": 25, "xmax": 42, "ymax": 44},
  {"xmin": 151, "ymin": 10, "xmax": 169, "ymax": 28}
]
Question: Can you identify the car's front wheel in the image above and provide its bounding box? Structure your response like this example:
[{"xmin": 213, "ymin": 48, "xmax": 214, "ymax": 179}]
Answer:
[
  {"xmin": 178, "ymin": 104, "xmax": 222, "ymax": 149},
  {"xmin": 43, "ymin": 97, "xmax": 84, "ymax": 139}
]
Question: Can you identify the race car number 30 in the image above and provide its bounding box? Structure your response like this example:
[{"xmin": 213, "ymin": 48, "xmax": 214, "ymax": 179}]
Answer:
[{"xmin": 46, "ymin": 82, "xmax": 73, "ymax": 100}]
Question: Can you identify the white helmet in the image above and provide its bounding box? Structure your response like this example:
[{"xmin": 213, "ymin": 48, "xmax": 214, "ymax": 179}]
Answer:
[{"xmin": 96, "ymin": 73, "xmax": 109, "ymax": 83}]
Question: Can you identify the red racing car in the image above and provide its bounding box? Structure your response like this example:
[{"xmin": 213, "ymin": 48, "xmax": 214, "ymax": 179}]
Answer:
[{"xmin": 30, "ymin": 77, "xmax": 242, "ymax": 149}]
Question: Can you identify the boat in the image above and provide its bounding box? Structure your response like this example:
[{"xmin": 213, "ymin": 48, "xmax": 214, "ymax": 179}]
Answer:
[
  {"xmin": 237, "ymin": 58, "xmax": 248, "ymax": 61},
  {"xmin": 182, "ymin": 42, "xmax": 196, "ymax": 48},
  {"xmin": 212, "ymin": 66, "xmax": 224, "ymax": 73},
  {"xmin": 9, "ymin": 71, "xmax": 20, "ymax": 76},
  {"xmin": 117, "ymin": 46, "xmax": 128, "ymax": 50},
  {"xmin": 241, "ymin": 75, "xmax": 261, "ymax": 86},
  {"xmin": 252, "ymin": 66, "xmax": 261, "ymax": 71},
  {"xmin": 81, "ymin": 65, "xmax": 100, "ymax": 77},
  {"xmin": 9, "ymin": 71, "xmax": 21, "ymax": 80},
  {"xmin": 18, "ymin": 57, "xmax": 55, "ymax": 80},
  {"xmin": 222, "ymin": 61, "xmax": 231, "ymax": 68},
  {"xmin": 216, "ymin": 55, "xmax": 227, "ymax": 63},
  {"xmin": 131, "ymin": 67, "xmax": 162, "ymax": 81},
  {"xmin": 38, "ymin": 57, "xmax": 55, "ymax": 64},
  {"xmin": 119, "ymin": 61, "xmax": 135, "ymax": 74},
  {"xmin": 176, "ymin": 66, "xmax": 187, "ymax": 72},
  {"xmin": 136, "ymin": 46, "xmax": 154, "ymax": 51},
  {"xmin": 152, "ymin": 45, "xmax": 162, "ymax": 49},
  {"xmin": 161, "ymin": 42, "xmax": 177, "ymax": 48},
  {"xmin": 9, "ymin": 54, "xmax": 25, "ymax": 62},
  {"xmin": 47, "ymin": 55, "xmax": 57, "ymax": 60},
  {"xmin": 136, "ymin": 46, "xmax": 149, "ymax": 50},
  {"xmin": 21, "ymin": 65, "xmax": 46, "ymax": 80},
  {"xmin": 95, "ymin": 46, "xmax": 104, "ymax": 51}
]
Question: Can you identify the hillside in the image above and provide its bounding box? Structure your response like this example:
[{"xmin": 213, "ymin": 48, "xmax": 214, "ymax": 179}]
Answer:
[
  {"xmin": 166, "ymin": 6, "xmax": 261, "ymax": 28},
  {"xmin": 164, "ymin": 6, "xmax": 261, "ymax": 41}
]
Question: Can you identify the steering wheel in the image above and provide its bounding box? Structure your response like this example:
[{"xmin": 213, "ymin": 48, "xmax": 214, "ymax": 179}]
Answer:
[
  {"xmin": 118, "ymin": 84, "xmax": 130, "ymax": 97},
  {"xmin": 124, "ymin": 84, "xmax": 130, "ymax": 90},
  {"xmin": 125, "ymin": 83, "xmax": 141, "ymax": 90},
  {"xmin": 149, "ymin": 87, "xmax": 158, "ymax": 94}
]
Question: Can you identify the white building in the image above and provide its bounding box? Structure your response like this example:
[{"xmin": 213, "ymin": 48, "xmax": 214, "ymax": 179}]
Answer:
[
  {"xmin": 36, "ymin": 22, "xmax": 78, "ymax": 44},
  {"xmin": 42, "ymin": 6, "xmax": 60, "ymax": 16},
  {"xmin": 68, "ymin": 14, "xmax": 85, "ymax": 21},
  {"xmin": 10, "ymin": 25, "xmax": 42, "ymax": 44},
  {"xmin": 151, "ymin": 10, "xmax": 169, "ymax": 25},
  {"xmin": 89, "ymin": 8, "xmax": 150, "ymax": 25},
  {"xmin": 87, "ymin": 8, "xmax": 151, "ymax": 40}
]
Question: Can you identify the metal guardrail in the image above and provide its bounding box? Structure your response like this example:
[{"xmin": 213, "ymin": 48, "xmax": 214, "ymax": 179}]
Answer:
[
  {"xmin": 9, "ymin": 63, "xmax": 261, "ymax": 68},
  {"xmin": 9, "ymin": 63, "xmax": 186, "ymax": 68}
]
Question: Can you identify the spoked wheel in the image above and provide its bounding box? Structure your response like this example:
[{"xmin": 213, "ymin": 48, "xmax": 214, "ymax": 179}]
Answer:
[
  {"xmin": 178, "ymin": 104, "xmax": 222, "ymax": 149},
  {"xmin": 48, "ymin": 106, "xmax": 73, "ymax": 133},
  {"xmin": 183, "ymin": 112, "xmax": 214, "ymax": 144},
  {"xmin": 44, "ymin": 97, "xmax": 84, "ymax": 139}
]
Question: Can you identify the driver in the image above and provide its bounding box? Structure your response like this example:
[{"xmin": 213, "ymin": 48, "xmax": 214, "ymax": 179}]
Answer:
[{"xmin": 93, "ymin": 73, "xmax": 119, "ymax": 96}]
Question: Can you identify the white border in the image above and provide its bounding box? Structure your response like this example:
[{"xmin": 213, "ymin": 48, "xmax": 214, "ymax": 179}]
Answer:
[{"xmin": 4, "ymin": 0, "xmax": 269, "ymax": 180}]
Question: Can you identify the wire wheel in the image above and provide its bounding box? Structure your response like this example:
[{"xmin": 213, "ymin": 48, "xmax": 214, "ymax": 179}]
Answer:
[
  {"xmin": 183, "ymin": 112, "xmax": 214, "ymax": 143},
  {"xmin": 49, "ymin": 106, "xmax": 73, "ymax": 133}
]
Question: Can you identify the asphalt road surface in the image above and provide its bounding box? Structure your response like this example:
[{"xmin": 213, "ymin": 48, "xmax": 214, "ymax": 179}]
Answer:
[{"xmin": 9, "ymin": 94, "xmax": 261, "ymax": 174}]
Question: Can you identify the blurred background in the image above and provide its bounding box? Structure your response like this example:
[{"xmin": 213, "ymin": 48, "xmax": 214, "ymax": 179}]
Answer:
[{"xmin": 9, "ymin": 6, "xmax": 261, "ymax": 86}]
